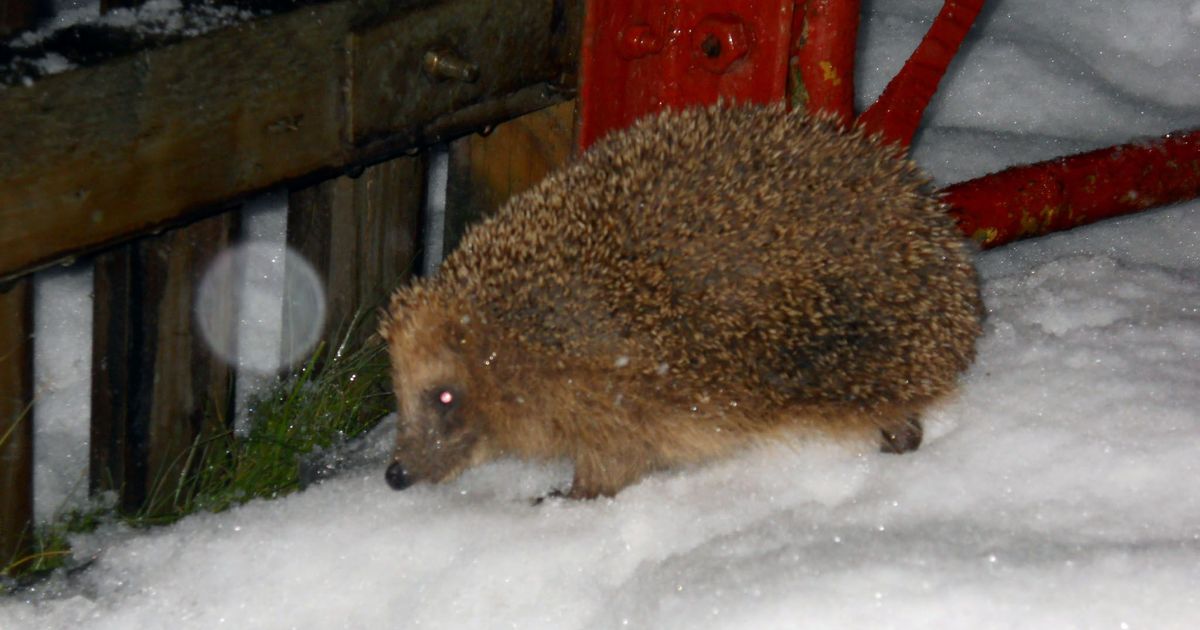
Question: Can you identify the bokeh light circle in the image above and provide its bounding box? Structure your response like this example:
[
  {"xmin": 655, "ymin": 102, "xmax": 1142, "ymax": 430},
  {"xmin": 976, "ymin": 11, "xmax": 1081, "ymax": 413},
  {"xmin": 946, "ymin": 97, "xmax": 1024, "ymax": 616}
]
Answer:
[{"xmin": 195, "ymin": 242, "xmax": 326, "ymax": 374}]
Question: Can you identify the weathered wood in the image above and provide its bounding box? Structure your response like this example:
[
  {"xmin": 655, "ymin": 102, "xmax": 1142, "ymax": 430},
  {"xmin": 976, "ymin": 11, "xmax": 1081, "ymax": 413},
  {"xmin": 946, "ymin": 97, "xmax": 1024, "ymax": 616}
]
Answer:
[
  {"xmin": 0, "ymin": 0, "xmax": 580, "ymax": 283},
  {"xmin": 99, "ymin": 1, "xmax": 245, "ymax": 13},
  {"xmin": 285, "ymin": 156, "xmax": 425, "ymax": 360},
  {"xmin": 0, "ymin": 277, "xmax": 34, "ymax": 567},
  {"xmin": 0, "ymin": 0, "xmax": 42, "ymax": 36},
  {"xmin": 91, "ymin": 213, "xmax": 237, "ymax": 514},
  {"xmin": 99, "ymin": 0, "xmax": 139, "ymax": 10},
  {"xmin": 445, "ymin": 99, "xmax": 577, "ymax": 252}
]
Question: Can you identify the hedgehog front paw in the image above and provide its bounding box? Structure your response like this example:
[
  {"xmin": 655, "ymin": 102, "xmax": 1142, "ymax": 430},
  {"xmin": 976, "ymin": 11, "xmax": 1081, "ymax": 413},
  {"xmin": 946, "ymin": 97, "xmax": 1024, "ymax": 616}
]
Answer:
[
  {"xmin": 531, "ymin": 488, "xmax": 569, "ymax": 506},
  {"xmin": 564, "ymin": 473, "xmax": 609, "ymax": 500},
  {"xmin": 879, "ymin": 414, "xmax": 923, "ymax": 454}
]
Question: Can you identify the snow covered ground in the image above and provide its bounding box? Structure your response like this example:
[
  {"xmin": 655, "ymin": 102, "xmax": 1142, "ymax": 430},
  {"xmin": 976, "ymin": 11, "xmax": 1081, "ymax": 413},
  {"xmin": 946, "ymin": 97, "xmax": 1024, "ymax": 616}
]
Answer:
[{"xmin": 4, "ymin": 0, "xmax": 1200, "ymax": 627}]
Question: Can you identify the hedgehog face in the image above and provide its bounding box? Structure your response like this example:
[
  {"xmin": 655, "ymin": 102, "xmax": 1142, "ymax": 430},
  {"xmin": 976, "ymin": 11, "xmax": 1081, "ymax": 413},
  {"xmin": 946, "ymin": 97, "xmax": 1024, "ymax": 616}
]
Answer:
[
  {"xmin": 383, "ymin": 309, "xmax": 488, "ymax": 491},
  {"xmin": 385, "ymin": 378, "xmax": 482, "ymax": 491}
]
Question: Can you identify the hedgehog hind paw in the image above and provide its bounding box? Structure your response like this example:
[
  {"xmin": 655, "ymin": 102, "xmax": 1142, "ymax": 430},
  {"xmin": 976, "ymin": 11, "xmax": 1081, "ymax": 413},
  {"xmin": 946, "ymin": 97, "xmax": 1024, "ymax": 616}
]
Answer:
[
  {"xmin": 564, "ymin": 455, "xmax": 648, "ymax": 500},
  {"xmin": 879, "ymin": 414, "xmax": 923, "ymax": 454}
]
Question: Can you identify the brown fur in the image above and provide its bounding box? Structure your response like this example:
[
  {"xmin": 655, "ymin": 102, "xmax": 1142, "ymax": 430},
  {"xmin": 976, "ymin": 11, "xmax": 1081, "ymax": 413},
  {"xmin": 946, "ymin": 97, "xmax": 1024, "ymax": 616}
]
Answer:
[{"xmin": 380, "ymin": 104, "xmax": 983, "ymax": 499}]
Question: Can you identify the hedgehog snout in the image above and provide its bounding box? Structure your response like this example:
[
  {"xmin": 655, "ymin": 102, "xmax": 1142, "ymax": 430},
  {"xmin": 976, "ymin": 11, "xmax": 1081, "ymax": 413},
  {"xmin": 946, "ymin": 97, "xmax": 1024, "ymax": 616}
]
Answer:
[{"xmin": 385, "ymin": 461, "xmax": 413, "ymax": 491}]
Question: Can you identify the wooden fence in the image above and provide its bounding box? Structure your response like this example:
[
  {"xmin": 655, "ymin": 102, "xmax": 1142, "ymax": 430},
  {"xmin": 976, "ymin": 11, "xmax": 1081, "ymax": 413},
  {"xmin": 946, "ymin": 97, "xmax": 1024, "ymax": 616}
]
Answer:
[{"xmin": 1, "ymin": 0, "xmax": 582, "ymax": 568}]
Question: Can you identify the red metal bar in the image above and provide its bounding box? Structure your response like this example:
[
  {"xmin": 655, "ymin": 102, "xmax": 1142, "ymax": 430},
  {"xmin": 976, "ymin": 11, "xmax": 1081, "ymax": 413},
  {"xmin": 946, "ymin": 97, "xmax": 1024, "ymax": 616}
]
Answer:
[
  {"xmin": 856, "ymin": 0, "xmax": 985, "ymax": 147},
  {"xmin": 576, "ymin": 0, "xmax": 1200, "ymax": 249},
  {"xmin": 791, "ymin": 0, "xmax": 860, "ymax": 125},
  {"xmin": 578, "ymin": 0, "xmax": 795, "ymax": 149},
  {"xmin": 943, "ymin": 129, "xmax": 1200, "ymax": 248}
]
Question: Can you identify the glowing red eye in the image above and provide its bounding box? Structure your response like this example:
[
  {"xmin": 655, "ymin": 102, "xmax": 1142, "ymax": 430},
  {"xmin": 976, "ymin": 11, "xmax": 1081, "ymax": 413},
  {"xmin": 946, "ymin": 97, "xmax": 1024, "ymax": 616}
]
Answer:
[{"xmin": 438, "ymin": 390, "xmax": 454, "ymax": 405}]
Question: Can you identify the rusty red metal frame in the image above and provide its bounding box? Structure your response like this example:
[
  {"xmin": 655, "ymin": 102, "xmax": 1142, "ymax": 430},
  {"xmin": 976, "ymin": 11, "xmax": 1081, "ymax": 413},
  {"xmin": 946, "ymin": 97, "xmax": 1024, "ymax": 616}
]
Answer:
[
  {"xmin": 791, "ymin": 0, "xmax": 859, "ymax": 127},
  {"xmin": 855, "ymin": 0, "xmax": 985, "ymax": 148},
  {"xmin": 578, "ymin": 0, "xmax": 794, "ymax": 148},
  {"xmin": 578, "ymin": 0, "xmax": 1200, "ymax": 247},
  {"xmin": 944, "ymin": 129, "xmax": 1200, "ymax": 248}
]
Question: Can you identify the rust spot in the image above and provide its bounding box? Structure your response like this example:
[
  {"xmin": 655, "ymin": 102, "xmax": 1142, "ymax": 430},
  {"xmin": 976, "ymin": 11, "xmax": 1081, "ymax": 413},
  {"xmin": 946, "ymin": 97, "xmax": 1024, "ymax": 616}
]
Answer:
[
  {"xmin": 1040, "ymin": 204, "xmax": 1058, "ymax": 229},
  {"xmin": 1019, "ymin": 210, "xmax": 1039, "ymax": 236},
  {"xmin": 1017, "ymin": 205, "xmax": 1061, "ymax": 236},
  {"xmin": 818, "ymin": 60, "xmax": 841, "ymax": 86},
  {"xmin": 971, "ymin": 227, "xmax": 998, "ymax": 245}
]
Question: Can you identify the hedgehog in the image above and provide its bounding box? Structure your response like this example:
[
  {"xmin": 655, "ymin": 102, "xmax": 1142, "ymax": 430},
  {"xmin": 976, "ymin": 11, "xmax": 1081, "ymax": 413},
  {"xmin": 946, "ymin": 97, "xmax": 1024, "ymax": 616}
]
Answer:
[{"xmin": 378, "ymin": 104, "xmax": 982, "ymax": 499}]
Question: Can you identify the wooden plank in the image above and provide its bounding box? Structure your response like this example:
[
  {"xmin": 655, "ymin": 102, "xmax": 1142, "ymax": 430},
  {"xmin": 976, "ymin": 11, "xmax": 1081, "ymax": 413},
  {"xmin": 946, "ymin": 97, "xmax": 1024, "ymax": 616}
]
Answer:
[
  {"xmin": 0, "ymin": 0, "xmax": 580, "ymax": 283},
  {"xmin": 0, "ymin": 277, "xmax": 34, "ymax": 567},
  {"xmin": 91, "ymin": 213, "xmax": 237, "ymax": 514},
  {"xmin": 284, "ymin": 156, "xmax": 425, "ymax": 360},
  {"xmin": 99, "ymin": 1, "xmax": 243, "ymax": 12},
  {"xmin": 444, "ymin": 99, "xmax": 577, "ymax": 253}
]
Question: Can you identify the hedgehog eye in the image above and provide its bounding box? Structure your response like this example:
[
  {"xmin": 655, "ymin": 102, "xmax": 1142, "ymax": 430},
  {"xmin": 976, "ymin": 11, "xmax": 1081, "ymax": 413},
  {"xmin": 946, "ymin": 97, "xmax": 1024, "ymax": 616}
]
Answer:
[{"xmin": 427, "ymin": 386, "xmax": 460, "ymax": 413}]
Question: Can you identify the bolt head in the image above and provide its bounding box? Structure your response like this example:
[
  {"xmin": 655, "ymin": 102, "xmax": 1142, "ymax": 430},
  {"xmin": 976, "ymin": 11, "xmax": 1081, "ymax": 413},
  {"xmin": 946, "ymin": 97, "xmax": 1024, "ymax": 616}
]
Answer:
[
  {"xmin": 691, "ymin": 14, "xmax": 751, "ymax": 74},
  {"xmin": 618, "ymin": 23, "xmax": 663, "ymax": 60}
]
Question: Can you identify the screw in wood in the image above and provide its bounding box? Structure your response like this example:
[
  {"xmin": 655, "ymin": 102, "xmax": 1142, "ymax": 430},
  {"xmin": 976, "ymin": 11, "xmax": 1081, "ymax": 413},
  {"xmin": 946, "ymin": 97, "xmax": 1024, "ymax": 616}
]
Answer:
[{"xmin": 423, "ymin": 50, "xmax": 480, "ymax": 83}]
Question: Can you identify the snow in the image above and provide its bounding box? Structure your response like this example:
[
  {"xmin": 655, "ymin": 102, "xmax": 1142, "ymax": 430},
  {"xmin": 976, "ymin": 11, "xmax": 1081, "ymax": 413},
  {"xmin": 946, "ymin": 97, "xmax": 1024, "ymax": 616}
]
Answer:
[
  {"xmin": 5, "ymin": 0, "xmax": 1200, "ymax": 627},
  {"xmin": 422, "ymin": 145, "xmax": 452, "ymax": 276},
  {"xmin": 32, "ymin": 266, "xmax": 93, "ymax": 521},
  {"xmin": 224, "ymin": 192, "xmax": 294, "ymax": 430}
]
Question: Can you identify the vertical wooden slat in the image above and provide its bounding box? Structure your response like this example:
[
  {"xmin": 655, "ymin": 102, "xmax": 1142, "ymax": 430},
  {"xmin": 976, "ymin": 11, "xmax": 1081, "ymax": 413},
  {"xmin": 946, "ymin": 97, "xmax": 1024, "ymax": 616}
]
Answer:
[
  {"xmin": 91, "ymin": 248, "xmax": 136, "ymax": 509},
  {"xmin": 285, "ymin": 157, "xmax": 426, "ymax": 360},
  {"xmin": 0, "ymin": 278, "xmax": 34, "ymax": 568},
  {"xmin": 91, "ymin": 213, "xmax": 237, "ymax": 515},
  {"xmin": 140, "ymin": 214, "xmax": 237, "ymax": 511},
  {"xmin": 444, "ymin": 100, "xmax": 577, "ymax": 252}
]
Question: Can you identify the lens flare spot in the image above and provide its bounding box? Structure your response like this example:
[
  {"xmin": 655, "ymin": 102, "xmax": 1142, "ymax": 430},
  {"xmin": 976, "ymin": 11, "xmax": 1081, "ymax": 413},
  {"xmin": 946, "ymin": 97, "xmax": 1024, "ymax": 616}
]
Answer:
[{"xmin": 195, "ymin": 242, "xmax": 326, "ymax": 374}]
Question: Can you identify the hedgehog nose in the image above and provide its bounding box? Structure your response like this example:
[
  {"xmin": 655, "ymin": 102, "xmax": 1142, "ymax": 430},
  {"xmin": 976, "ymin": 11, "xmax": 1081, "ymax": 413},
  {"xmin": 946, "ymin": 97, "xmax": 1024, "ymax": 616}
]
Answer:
[{"xmin": 385, "ymin": 461, "xmax": 412, "ymax": 491}]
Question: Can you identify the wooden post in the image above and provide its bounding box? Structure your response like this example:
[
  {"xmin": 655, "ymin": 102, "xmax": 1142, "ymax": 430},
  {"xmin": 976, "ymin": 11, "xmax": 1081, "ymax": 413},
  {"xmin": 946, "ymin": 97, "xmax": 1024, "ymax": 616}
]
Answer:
[
  {"xmin": 90, "ymin": 248, "xmax": 136, "ymax": 509},
  {"xmin": 284, "ymin": 157, "xmax": 426, "ymax": 361},
  {"xmin": 0, "ymin": 0, "xmax": 43, "ymax": 36},
  {"xmin": 0, "ymin": 278, "xmax": 34, "ymax": 569},
  {"xmin": 445, "ymin": 100, "xmax": 577, "ymax": 252},
  {"xmin": 91, "ymin": 213, "xmax": 237, "ymax": 515}
]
